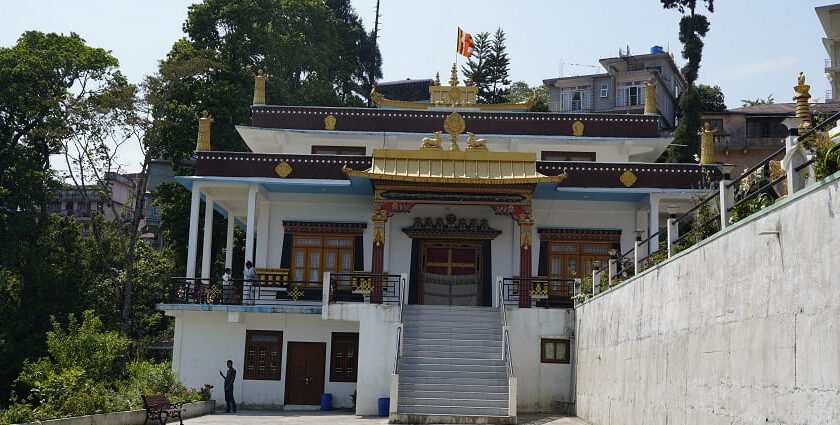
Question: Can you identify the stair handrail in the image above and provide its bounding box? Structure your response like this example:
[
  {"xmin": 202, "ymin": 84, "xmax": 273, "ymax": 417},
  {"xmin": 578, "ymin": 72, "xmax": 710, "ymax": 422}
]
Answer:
[
  {"xmin": 393, "ymin": 274, "xmax": 407, "ymax": 374},
  {"xmin": 498, "ymin": 277, "xmax": 515, "ymax": 379}
]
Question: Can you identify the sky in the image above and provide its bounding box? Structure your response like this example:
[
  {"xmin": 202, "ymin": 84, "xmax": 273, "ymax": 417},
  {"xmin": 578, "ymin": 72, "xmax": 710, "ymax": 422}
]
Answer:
[{"xmin": 1, "ymin": 0, "xmax": 836, "ymax": 172}]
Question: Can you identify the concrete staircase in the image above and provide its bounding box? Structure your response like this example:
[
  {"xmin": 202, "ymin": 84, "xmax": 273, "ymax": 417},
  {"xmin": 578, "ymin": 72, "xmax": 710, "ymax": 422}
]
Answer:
[{"xmin": 393, "ymin": 305, "xmax": 514, "ymax": 424}]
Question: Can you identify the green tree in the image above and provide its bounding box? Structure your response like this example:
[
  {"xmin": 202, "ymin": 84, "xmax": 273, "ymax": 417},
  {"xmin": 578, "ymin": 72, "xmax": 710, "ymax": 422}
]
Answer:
[
  {"xmin": 461, "ymin": 32, "xmax": 492, "ymax": 103},
  {"xmin": 740, "ymin": 94, "xmax": 774, "ymax": 107},
  {"xmin": 506, "ymin": 81, "xmax": 550, "ymax": 112},
  {"xmin": 485, "ymin": 28, "xmax": 511, "ymax": 104},
  {"xmin": 0, "ymin": 31, "xmax": 127, "ymax": 404},
  {"xmin": 662, "ymin": 0, "xmax": 715, "ymax": 162},
  {"xmin": 697, "ymin": 84, "xmax": 726, "ymax": 112}
]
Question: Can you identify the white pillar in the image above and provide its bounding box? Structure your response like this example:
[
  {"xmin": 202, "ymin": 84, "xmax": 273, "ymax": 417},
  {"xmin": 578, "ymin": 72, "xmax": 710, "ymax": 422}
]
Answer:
[
  {"xmin": 201, "ymin": 195, "xmax": 214, "ymax": 280},
  {"xmin": 224, "ymin": 212, "xmax": 235, "ymax": 271},
  {"xmin": 186, "ymin": 184, "xmax": 202, "ymax": 279},
  {"xmin": 648, "ymin": 195, "xmax": 660, "ymax": 253},
  {"xmin": 255, "ymin": 200, "xmax": 270, "ymax": 267},
  {"xmin": 244, "ymin": 185, "xmax": 258, "ymax": 268}
]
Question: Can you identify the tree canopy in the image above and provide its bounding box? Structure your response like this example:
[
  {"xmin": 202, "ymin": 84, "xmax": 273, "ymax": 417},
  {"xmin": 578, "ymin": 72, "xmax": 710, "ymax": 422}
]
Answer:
[
  {"xmin": 697, "ymin": 84, "xmax": 726, "ymax": 112},
  {"xmin": 461, "ymin": 29, "xmax": 511, "ymax": 104}
]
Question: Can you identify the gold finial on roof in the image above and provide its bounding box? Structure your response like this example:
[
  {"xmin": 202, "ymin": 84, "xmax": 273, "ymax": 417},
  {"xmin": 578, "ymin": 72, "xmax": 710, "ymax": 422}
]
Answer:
[
  {"xmin": 793, "ymin": 72, "xmax": 812, "ymax": 135},
  {"xmin": 698, "ymin": 122, "xmax": 717, "ymax": 164},
  {"xmin": 449, "ymin": 63, "xmax": 459, "ymax": 87},
  {"xmin": 434, "ymin": 72, "xmax": 441, "ymax": 86},
  {"xmin": 466, "ymin": 74, "xmax": 474, "ymax": 87},
  {"xmin": 253, "ymin": 69, "xmax": 267, "ymax": 105},
  {"xmin": 196, "ymin": 110, "xmax": 213, "ymax": 151},
  {"xmin": 644, "ymin": 77, "xmax": 657, "ymax": 115}
]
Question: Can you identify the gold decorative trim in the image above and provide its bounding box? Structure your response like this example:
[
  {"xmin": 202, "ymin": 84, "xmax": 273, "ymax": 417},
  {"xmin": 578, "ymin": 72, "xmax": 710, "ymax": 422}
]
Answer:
[
  {"xmin": 520, "ymin": 228, "xmax": 533, "ymax": 249},
  {"xmin": 370, "ymin": 148, "xmax": 535, "ymax": 161},
  {"xmin": 572, "ymin": 120, "xmax": 584, "ymax": 137},
  {"xmin": 344, "ymin": 166, "xmax": 567, "ymax": 185},
  {"xmin": 372, "ymin": 226, "xmax": 385, "ymax": 246},
  {"xmin": 324, "ymin": 114, "xmax": 336, "ymax": 130},
  {"xmin": 619, "ymin": 169, "xmax": 637, "ymax": 187},
  {"xmin": 275, "ymin": 161, "xmax": 293, "ymax": 178},
  {"xmin": 443, "ymin": 112, "xmax": 466, "ymax": 151}
]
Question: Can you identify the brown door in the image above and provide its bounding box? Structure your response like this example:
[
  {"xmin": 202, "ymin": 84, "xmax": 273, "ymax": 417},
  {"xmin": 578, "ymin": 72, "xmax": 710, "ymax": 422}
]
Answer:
[
  {"xmin": 284, "ymin": 342, "xmax": 326, "ymax": 405},
  {"xmin": 420, "ymin": 241, "xmax": 482, "ymax": 306}
]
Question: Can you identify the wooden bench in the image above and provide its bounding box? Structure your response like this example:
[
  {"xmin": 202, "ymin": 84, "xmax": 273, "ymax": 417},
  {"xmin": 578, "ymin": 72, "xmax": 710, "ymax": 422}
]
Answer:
[{"xmin": 142, "ymin": 394, "xmax": 184, "ymax": 425}]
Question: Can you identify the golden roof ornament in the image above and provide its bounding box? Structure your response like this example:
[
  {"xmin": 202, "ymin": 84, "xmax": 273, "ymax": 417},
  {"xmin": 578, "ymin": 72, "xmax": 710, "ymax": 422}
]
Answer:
[
  {"xmin": 644, "ymin": 78, "xmax": 657, "ymax": 115},
  {"xmin": 420, "ymin": 131, "xmax": 443, "ymax": 150},
  {"xmin": 698, "ymin": 122, "xmax": 717, "ymax": 164},
  {"xmin": 449, "ymin": 63, "xmax": 459, "ymax": 87},
  {"xmin": 444, "ymin": 112, "xmax": 466, "ymax": 151},
  {"xmin": 572, "ymin": 120, "xmax": 584, "ymax": 137},
  {"xmin": 253, "ymin": 69, "xmax": 267, "ymax": 105},
  {"xmin": 196, "ymin": 110, "xmax": 213, "ymax": 151},
  {"xmin": 466, "ymin": 74, "xmax": 474, "ymax": 87},
  {"xmin": 466, "ymin": 132, "xmax": 488, "ymax": 151},
  {"xmin": 793, "ymin": 72, "xmax": 812, "ymax": 135},
  {"xmin": 434, "ymin": 72, "xmax": 441, "ymax": 86}
]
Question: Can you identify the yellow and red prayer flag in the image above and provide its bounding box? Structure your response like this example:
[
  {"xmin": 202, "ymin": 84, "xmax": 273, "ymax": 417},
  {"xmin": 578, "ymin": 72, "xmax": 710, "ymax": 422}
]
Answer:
[{"xmin": 457, "ymin": 27, "xmax": 474, "ymax": 57}]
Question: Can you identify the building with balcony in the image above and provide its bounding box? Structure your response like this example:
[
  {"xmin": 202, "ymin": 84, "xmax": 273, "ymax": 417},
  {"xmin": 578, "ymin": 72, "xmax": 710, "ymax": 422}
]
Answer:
[
  {"xmin": 817, "ymin": 3, "xmax": 840, "ymax": 102},
  {"xmin": 47, "ymin": 172, "xmax": 137, "ymax": 233},
  {"xmin": 157, "ymin": 65, "xmax": 721, "ymax": 422},
  {"xmin": 543, "ymin": 48, "xmax": 687, "ymax": 128}
]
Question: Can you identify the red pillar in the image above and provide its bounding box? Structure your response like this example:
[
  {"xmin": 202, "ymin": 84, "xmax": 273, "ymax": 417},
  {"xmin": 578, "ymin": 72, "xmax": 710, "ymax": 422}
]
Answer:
[
  {"xmin": 370, "ymin": 224, "xmax": 385, "ymax": 304},
  {"xmin": 519, "ymin": 225, "xmax": 533, "ymax": 308}
]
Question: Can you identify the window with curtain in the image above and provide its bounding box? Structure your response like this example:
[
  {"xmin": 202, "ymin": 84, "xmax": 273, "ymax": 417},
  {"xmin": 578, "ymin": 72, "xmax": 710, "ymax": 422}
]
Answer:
[
  {"xmin": 291, "ymin": 235, "xmax": 354, "ymax": 286},
  {"xmin": 559, "ymin": 86, "xmax": 591, "ymax": 111}
]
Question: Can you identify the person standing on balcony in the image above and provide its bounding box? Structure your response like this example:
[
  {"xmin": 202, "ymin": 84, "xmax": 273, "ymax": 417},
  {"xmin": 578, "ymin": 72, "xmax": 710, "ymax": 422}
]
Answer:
[
  {"xmin": 222, "ymin": 268, "xmax": 232, "ymax": 304},
  {"xmin": 243, "ymin": 261, "xmax": 256, "ymax": 305},
  {"xmin": 219, "ymin": 360, "xmax": 237, "ymax": 413}
]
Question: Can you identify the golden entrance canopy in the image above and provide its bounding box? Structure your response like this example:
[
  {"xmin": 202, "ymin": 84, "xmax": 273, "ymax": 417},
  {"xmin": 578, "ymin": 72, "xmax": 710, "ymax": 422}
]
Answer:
[{"xmin": 343, "ymin": 149, "xmax": 566, "ymax": 185}]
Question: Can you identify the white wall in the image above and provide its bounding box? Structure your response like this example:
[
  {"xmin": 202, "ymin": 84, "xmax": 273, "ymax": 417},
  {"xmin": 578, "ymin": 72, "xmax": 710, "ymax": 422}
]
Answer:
[
  {"xmin": 574, "ymin": 175, "xmax": 840, "ymax": 424},
  {"xmin": 171, "ymin": 311, "xmax": 359, "ymax": 409},
  {"xmin": 507, "ymin": 308, "xmax": 576, "ymax": 413}
]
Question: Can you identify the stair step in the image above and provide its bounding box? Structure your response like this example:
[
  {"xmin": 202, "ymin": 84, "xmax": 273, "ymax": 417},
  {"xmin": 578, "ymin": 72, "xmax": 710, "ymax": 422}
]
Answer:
[
  {"xmin": 404, "ymin": 320, "xmax": 501, "ymax": 329},
  {"xmin": 399, "ymin": 382, "xmax": 508, "ymax": 393},
  {"xmin": 404, "ymin": 330, "xmax": 501, "ymax": 340},
  {"xmin": 399, "ymin": 376, "xmax": 509, "ymax": 387},
  {"xmin": 399, "ymin": 363, "xmax": 507, "ymax": 373},
  {"xmin": 401, "ymin": 356, "xmax": 505, "ymax": 367},
  {"xmin": 399, "ymin": 390, "xmax": 508, "ymax": 401},
  {"xmin": 399, "ymin": 370, "xmax": 506, "ymax": 380},
  {"xmin": 397, "ymin": 405, "xmax": 509, "ymax": 417},
  {"xmin": 399, "ymin": 396, "xmax": 507, "ymax": 409},
  {"xmin": 403, "ymin": 338, "xmax": 499, "ymax": 347}
]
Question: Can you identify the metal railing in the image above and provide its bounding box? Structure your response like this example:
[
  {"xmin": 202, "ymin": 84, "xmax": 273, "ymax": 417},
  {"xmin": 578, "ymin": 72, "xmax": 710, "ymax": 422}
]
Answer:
[
  {"xmin": 498, "ymin": 277, "xmax": 515, "ymax": 379},
  {"xmin": 393, "ymin": 274, "xmax": 407, "ymax": 374},
  {"xmin": 577, "ymin": 110, "xmax": 840, "ymax": 302},
  {"xmin": 326, "ymin": 272, "xmax": 403, "ymax": 304},
  {"xmin": 500, "ymin": 277, "xmax": 575, "ymax": 308},
  {"xmin": 170, "ymin": 276, "xmax": 324, "ymax": 306}
]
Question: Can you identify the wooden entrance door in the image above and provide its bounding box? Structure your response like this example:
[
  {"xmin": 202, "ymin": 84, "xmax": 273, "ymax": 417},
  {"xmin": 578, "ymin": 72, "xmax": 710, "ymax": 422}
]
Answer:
[
  {"xmin": 284, "ymin": 342, "xmax": 326, "ymax": 405},
  {"xmin": 420, "ymin": 241, "xmax": 482, "ymax": 306}
]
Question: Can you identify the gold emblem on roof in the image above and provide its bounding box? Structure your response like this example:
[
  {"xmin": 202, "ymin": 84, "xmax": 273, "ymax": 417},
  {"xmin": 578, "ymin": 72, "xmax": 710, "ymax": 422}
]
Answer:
[
  {"xmin": 620, "ymin": 170, "xmax": 637, "ymax": 187},
  {"xmin": 275, "ymin": 161, "xmax": 293, "ymax": 178},
  {"xmin": 420, "ymin": 131, "xmax": 443, "ymax": 150},
  {"xmin": 443, "ymin": 112, "xmax": 466, "ymax": 151},
  {"xmin": 324, "ymin": 114, "xmax": 336, "ymax": 130},
  {"xmin": 572, "ymin": 120, "xmax": 584, "ymax": 137}
]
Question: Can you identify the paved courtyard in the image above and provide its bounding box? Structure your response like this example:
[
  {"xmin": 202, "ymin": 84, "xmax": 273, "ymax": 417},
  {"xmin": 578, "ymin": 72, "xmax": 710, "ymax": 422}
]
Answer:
[{"xmin": 183, "ymin": 410, "xmax": 591, "ymax": 424}]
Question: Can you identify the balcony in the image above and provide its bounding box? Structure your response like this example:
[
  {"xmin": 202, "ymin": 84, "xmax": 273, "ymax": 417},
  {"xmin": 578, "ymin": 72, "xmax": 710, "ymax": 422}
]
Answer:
[
  {"xmin": 826, "ymin": 58, "xmax": 838, "ymax": 71},
  {"xmin": 500, "ymin": 276, "xmax": 576, "ymax": 308},
  {"xmin": 169, "ymin": 271, "xmax": 405, "ymax": 309}
]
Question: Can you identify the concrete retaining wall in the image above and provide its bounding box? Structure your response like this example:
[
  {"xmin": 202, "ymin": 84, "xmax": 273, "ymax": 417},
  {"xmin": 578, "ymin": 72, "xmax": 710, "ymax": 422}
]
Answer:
[
  {"xmin": 20, "ymin": 400, "xmax": 213, "ymax": 425},
  {"xmin": 574, "ymin": 174, "xmax": 840, "ymax": 424}
]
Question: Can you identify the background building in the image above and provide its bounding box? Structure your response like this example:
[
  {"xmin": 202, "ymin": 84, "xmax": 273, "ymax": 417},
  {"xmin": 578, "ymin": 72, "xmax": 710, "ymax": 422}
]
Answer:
[{"xmin": 543, "ymin": 47, "xmax": 687, "ymax": 128}]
